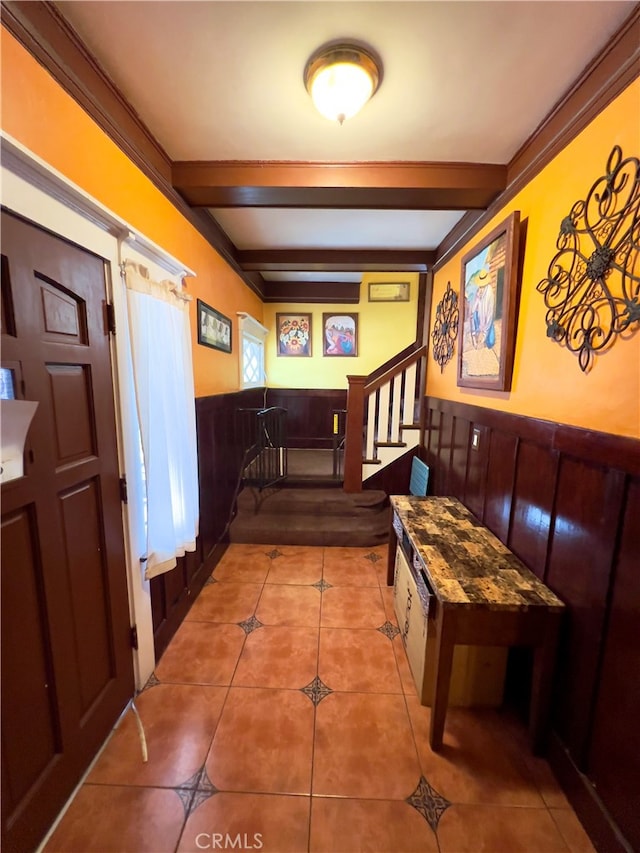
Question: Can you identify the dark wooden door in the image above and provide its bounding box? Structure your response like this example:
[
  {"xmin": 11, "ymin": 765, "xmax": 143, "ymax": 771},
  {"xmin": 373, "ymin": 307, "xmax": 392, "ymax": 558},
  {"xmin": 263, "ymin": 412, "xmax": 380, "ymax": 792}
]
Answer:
[{"xmin": 1, "ymin": 211, "xmax": 134, "ymax": 852}]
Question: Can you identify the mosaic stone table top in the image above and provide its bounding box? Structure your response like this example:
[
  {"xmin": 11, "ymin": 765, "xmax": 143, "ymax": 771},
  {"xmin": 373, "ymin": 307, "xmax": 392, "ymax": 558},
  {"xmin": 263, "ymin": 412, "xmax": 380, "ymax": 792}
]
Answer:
[{"xmin": 390, "ymin": 496, "xmax": 565, "ymax": 613}]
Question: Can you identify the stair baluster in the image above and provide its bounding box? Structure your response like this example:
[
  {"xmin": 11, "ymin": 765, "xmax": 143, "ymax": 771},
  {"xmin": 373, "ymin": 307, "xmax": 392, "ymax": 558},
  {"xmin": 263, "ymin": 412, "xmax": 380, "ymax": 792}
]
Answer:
[{"xmin": 344, "ymin": 345, "xmax": 427, "ymax": 492}]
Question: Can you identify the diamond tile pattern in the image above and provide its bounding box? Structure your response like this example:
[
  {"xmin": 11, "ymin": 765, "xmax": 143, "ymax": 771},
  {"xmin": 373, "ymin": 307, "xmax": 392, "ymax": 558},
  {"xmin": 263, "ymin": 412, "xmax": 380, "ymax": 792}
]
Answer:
[
  {"xmin": 45, "ymin": 543, "xmax": 595, "ymax": 853},
  {"xmin": 406, "ymin": 775, "xmax": 451, "ymax": 831},
  {"xmin": 237, "ymin": 614, "xmax": 264, "ymax": 634},
  {"xmin": 377, "ymin": 619, "xmax": 401, "ymax": 639},
  {"xmin": 300, "ymin": 675, "xmax": 334, "ymax": 706},
  {"xmin": 141, "ymin": 672, "xmax": 161, "ymax": 692}
]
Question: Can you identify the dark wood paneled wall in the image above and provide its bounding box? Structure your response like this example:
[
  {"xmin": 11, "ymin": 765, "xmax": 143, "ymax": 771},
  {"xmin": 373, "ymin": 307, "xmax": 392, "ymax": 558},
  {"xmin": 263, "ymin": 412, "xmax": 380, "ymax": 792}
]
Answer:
[
  {"xmin": 196, "ymin": 388, "xmax": 265, "ymax": 556},
  {"xmin": 265, "ymin": 388, "xmax": 347, "ymax": 448},
  {"xmin": 150, "ymin": 387, "xmax": 264, "ymax": 658},
  {"xmin": 423, "ymin": 396, "xmax": 640, "ymax": 853},
  {"xmin": 150, "ymin": 542, "xmax": 206, "ymax": 660}
]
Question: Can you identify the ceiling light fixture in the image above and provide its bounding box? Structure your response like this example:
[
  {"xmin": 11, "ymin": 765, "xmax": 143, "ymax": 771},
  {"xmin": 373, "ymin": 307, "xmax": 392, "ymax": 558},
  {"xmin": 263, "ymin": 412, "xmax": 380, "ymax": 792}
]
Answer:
[{"xmin": 304, "ymin": 42, "xmax": 382, "ymax": 125}]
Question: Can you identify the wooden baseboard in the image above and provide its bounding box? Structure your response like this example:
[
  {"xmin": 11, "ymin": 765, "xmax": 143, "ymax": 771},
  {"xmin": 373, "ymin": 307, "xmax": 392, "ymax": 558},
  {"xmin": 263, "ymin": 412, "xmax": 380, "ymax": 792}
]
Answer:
[{"xmin": 547, "ymin": 733, "xmax": 633, "ymax": 853}]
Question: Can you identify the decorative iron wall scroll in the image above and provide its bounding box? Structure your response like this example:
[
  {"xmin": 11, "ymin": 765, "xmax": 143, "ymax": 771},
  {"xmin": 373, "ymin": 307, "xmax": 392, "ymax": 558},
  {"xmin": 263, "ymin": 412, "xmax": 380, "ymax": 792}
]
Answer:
[
  {"xmin": 537, "ymin": 145, "xmax": 640, "ymax": 372},
  {"xmin": 431, "ymin": 282, "xmax": 459, "ymax": 372}
]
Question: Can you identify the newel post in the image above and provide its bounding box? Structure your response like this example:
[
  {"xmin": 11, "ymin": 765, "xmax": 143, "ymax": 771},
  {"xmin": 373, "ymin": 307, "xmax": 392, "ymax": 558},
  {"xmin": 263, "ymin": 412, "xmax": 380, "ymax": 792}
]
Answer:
[{"xmin": 343, "ymin": 375, "xmax": 367, "ymax": 493}]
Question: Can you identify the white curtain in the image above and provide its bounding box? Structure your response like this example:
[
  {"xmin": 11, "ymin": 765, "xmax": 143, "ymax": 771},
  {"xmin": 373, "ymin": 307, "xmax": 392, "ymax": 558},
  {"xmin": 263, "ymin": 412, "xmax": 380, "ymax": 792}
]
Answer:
[{"xmin": 123, "ymin": 261, "xmax": 199, "ymax": 579}]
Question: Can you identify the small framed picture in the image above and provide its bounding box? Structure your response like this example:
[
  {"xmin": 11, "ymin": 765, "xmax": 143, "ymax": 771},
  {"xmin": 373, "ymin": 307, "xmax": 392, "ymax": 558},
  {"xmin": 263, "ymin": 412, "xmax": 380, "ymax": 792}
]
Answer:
[
  {"xmin": 323, "ymin": 313, "xmax": 358, "ymax": 356},
  {"xmin": 368, "ymin": 282, "xmax": 410, "ymax": 302},
  {"xmin": 276, "ymin": 313, "xmax": 312, "ymax": 356},
  {"xmin": 197, "ymin": 300, "xmax": 232, "ymax": 353}
]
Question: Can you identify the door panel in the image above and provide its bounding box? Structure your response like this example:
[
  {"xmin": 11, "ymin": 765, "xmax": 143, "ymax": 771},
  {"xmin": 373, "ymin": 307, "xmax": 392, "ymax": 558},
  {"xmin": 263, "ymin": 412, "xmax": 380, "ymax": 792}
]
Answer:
[
  {"xmin": 1, "ymin": 211, "xmax": 134, "ymax": 852},
  {"xmin": 1, "ymin": 506, "xmax": 60, "ymax": 813},
  {"xmin": 47, "ymin": 363, "xmax": 96, "ymax": 463},
  {"xmin": 59, "ymin": 478, "xmax": 114, "ymax": 713}
]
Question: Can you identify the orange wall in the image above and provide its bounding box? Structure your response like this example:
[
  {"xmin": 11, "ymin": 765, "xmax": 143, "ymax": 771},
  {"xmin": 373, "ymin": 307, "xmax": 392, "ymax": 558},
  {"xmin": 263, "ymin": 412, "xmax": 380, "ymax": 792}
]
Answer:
[
  {"xmin": 428, "ymin": 79, "xmax": 640, "ymax": 439},
  {"xmin": 0, "ymin": 28, "xmax": 262, "ymax": 397}
]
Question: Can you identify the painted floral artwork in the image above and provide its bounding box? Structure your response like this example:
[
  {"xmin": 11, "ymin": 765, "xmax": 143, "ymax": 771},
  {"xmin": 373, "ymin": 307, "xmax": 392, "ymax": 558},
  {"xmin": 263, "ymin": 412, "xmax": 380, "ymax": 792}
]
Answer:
[{"xmin": 276, "ymin": 313, "xmax": 311, "ymax": 356}]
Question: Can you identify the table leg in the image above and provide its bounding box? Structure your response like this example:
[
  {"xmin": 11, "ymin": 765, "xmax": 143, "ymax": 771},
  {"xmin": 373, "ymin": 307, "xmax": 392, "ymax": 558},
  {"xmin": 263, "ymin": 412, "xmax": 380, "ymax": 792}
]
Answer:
[
  {"xmin": 429, "ymin": 607, "xmax": 457, "ymax": 752},
  {"xmin": 529, "ymin": 612, "xmax": 562, "ymax": 755}
]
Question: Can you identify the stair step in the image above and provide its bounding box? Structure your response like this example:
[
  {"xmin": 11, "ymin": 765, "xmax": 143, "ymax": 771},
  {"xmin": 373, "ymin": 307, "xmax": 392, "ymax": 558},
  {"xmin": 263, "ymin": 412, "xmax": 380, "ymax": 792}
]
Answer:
[
  {"xmin": 236, "ymin": 486, "xmax": 388, "ymax": 518},
  {"xmin": 283, "ymin": 476, "xmax": 344, "ymax": 489},
  {"xmin": 375, "ymin": 441, "xmax": 407, "ymax": 448},
  {"xmin": 400, "ymin": 423, "xmax": 421, "ymax": 430},
  {"xmin": 230, "ymin": 508, "xmax": 390, "ymax": 548}
]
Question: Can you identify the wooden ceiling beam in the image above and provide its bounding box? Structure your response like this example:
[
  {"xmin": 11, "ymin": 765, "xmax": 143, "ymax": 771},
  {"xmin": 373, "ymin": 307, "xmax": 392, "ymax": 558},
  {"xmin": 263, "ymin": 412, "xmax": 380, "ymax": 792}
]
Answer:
[
  {"xmin": 238, "ymin": 250, "xmax": 435, "ymax": 272},
  {"xmin": 172, "ymin": 161, "xmax": 506, "ymax": 210},
  {"xmin": 262, "ymin": 281, "xmax": 360, "ymax": 304}
]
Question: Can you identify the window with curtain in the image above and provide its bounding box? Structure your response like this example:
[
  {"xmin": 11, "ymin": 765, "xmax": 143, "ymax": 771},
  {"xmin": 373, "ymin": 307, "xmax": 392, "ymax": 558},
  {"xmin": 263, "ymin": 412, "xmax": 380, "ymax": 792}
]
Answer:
[
  {"xmin": 123, "ymin": 261, "xmax": 199, "ymax": 579},
  {"xmin": 237, "ymin": 312, "xmax": 269, "ymax": 389}
]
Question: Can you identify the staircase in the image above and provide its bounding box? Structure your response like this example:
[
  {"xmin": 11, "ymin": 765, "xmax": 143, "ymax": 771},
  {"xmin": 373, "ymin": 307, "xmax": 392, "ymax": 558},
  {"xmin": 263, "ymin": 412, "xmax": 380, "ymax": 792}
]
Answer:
[
  {"xmin": 344, "ymin": 345, "xmax": 427, "ymax": 492},
  {"xmin": 228, "ymin": 345, "xmax": 424, "ymax": 546}
]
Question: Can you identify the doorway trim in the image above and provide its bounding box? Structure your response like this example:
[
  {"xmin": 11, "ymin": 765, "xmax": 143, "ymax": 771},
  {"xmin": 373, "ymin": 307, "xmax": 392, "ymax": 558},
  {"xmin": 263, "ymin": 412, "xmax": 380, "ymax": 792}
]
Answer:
[{"xmin": 1, "ymin": 131, "xmax": 196, "ymax": 688}]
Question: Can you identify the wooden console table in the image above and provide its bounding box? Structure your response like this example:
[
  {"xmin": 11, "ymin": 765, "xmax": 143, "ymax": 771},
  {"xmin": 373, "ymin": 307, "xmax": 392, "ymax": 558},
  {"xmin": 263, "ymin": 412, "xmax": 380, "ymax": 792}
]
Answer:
[{"xmin": 388, "ymin": 495, "xmax": 565, "ymax": 753}]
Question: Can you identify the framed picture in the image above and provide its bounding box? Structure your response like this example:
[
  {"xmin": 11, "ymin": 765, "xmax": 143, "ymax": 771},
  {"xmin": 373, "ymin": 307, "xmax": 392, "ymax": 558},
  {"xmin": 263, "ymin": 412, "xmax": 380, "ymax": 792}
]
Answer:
[
  {"xmin": 197, "ymin": 300, "xmax": 232, "ymax": 353},
  {"xmin": 457, "ymin": 211, "xmax": 521, "ymax": 391},
  {"xmin": 323, "ymin": 313, "xmax": 358, "ymax": 357},
  {"xmin": 368, "ymin": 282, "xmax": 410, "ymax": 302},
  {"xmin": 276, "ymin": 313, "xmax": 312, "ymax": 356}
]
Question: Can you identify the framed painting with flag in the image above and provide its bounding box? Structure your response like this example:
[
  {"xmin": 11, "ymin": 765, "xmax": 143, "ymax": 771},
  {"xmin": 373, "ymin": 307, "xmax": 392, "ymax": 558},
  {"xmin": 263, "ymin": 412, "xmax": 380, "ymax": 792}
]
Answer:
[{"xmin": 457, "ymin": 212, "xmax": 521, "ymax": 391}]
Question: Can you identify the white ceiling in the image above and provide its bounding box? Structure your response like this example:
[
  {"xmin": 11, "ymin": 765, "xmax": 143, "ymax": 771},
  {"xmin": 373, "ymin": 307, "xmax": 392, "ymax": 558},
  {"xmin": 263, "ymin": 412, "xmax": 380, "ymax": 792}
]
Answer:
[
  {"xmin": 210, "ymin": 208, "xmax": 467, "ymax": 250},
  {"xmin": 55, "ymin": 0, "xmax": 636, "ymax": 287}
]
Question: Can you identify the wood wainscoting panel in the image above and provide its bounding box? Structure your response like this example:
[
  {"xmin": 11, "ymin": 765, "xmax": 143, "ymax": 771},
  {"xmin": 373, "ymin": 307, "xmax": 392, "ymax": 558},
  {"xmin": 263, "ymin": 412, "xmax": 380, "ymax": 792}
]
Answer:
[
  {"xmin": 196, "ymin": 388, "xmax": 265, "ymax": 558},
  {"xmin": 150, "ymin": 388, "xmax": 264, "ymax": 660},
  {"xmin": 423, "ymin": 396, "xmax": 640, "ymax": 852},
  {"xmin": 449, "ymin": 416, "xmax": 471, "ymax": 500},
  {"xmin": 264, "ymin": 389, "xmax": 347, "ymax": 449},
  {"xmin": 483, "ymin": 429, "xmax": 518, "ymax": 544},
  {"xmin": 545, "ymin": 458, "xmax": 625, "ymax": 766},
  {"xmin": 508, "ymin": 441, "xmax": 558, "ymax": 580},
  {"xmin": 434, "ymin": 409, "xmax": 455, "ymax": 496},
  {"xmin": 464, "ymin": 423, "xmax": 489, "ymax": 520},
  {"xmin": 425, "ymin": 406, "xmax": 441, "ymax": 467},
  {"xmin": 587, "ymin": 477, "xmax": 640, "ymax": 852}
]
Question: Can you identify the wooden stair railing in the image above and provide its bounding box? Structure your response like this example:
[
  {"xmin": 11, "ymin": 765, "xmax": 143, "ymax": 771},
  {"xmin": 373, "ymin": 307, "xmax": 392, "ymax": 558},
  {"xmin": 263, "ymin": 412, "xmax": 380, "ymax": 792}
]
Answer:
[{"xmin": 344, "ymin": 345, "xmax": 427, "ymax": 492}]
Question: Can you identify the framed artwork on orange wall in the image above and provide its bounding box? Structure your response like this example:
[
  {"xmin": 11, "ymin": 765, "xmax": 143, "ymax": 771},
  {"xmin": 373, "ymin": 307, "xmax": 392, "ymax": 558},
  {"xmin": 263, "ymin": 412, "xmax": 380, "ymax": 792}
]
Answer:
[
  {"xmin": 197, "ymin": 300, "xmax": 232, "ymax": 353},
  {"xmin": 457, "ymin": 211, "xmax": 521, "ymax": 391}
]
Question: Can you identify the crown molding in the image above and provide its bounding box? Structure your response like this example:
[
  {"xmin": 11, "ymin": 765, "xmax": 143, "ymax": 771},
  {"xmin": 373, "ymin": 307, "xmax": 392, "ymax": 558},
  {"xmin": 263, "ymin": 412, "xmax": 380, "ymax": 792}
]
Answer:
[
  {"xmin": 0, "ymin": 0, "xmax": 265, "ymax": 299},
  {"xmin": 434, "ymin": 4, "xmax": 640, "ymax": 270},
  {"xmin": 4, "ymin": 0, "xmax": 636, "ymax": 295}
]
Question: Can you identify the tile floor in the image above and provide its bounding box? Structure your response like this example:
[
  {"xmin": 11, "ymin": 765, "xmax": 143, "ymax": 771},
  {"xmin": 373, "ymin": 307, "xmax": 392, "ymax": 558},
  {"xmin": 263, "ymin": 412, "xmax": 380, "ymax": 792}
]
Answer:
[{"xmin": 44, "ymin": 544, "xmax": 596, "ymax": 853}]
